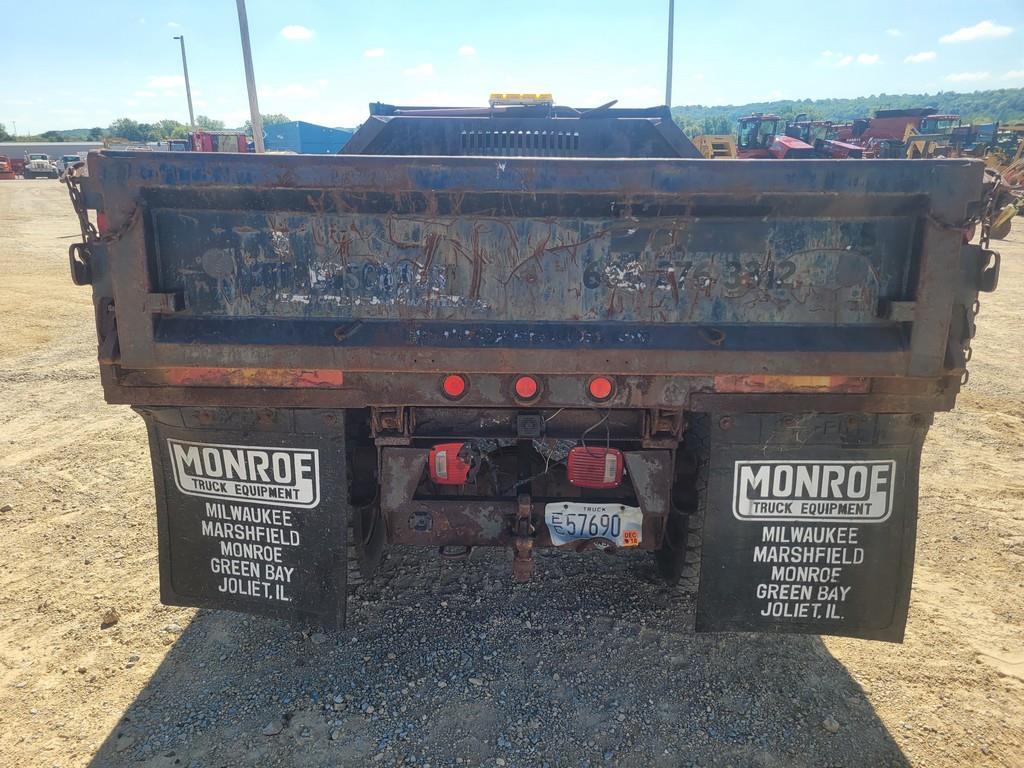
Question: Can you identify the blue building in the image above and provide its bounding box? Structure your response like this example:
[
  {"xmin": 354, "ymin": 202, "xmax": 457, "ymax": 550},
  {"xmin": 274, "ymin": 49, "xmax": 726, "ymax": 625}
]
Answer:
[{"xmin": 262, "ymin": 121, "xmax": 353, "ymax": 154}]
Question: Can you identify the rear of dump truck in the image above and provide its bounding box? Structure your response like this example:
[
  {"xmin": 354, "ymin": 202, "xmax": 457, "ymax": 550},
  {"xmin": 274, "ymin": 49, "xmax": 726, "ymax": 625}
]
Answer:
[{"xmin": 65, "ymin": 104, "xmax": 1000, "ymax": 642}]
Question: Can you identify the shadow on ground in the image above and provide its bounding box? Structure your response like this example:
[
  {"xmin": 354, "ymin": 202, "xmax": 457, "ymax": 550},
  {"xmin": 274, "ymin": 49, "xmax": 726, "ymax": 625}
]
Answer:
[{"xmin": 89, "ymin": 547, "xmax": 909, "ymax": 768}]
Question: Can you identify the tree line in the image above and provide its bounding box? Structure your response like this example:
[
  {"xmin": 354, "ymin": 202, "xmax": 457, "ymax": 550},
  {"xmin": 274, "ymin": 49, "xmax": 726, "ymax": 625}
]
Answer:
[
  {"xmin": 1, "ymin": 114, "xmax": 291, "ymax": 143},
  {"xmin": 672, "ymin": 88, "xmax": 1024, "ymax": 137}
]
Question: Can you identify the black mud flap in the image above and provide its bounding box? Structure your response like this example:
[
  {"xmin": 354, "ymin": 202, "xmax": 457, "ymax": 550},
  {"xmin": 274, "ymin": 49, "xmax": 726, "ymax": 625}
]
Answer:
[
  {"xmin": 696, "ymin": 413, "xmax": 928, "ymax": 642},
  {"xmin": 136, "ymin": 406, "xmax": 351, "ymax": 630}
]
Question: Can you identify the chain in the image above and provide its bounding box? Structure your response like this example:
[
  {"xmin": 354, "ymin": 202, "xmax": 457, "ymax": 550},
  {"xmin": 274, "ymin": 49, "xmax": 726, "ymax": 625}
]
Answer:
[
  {"xmin": 63, "ymin": 162, "xmax": 140, "ymax": 286},
  {"xmin": 960, "ymin": 172, "xmax": 1002, "ymax": 385}
]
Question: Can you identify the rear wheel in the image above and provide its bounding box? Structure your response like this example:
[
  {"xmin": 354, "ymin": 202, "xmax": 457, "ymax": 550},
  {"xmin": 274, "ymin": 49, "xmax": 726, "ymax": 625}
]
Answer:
[
  {"xmin": 345, "ymin": 422, "xmax": 386, "ymax": 594},
  {"xmin": 655, "ymin": 415, "xmax": 708, "ymax": 592},
  {"xmin": 347, "ymin": 493, "xmax": 385, "ymax": 594}
]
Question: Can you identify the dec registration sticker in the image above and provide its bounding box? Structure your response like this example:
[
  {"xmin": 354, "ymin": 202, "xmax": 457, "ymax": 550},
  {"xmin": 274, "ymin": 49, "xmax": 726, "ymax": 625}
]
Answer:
[{"xmin": 544, "ymin": 502, "xmax": 643, "ymax": 547}]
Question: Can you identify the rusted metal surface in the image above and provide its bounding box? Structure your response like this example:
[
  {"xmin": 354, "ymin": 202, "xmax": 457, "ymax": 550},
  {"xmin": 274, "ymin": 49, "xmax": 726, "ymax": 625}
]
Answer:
[
  {"xmin": 78, "ymin": 151, "xmax": 986, "ymax": 395},
  {"xmin": 104, "ymin": 365, "xmax": 957, "ymax": 413},
  {"xmin": 378, "ymin": 447, "xmax": 673, "ymax": 556},
  {"xmin": 712, "ymin": 374, "xmax": 869, "ymax": 394},
  {"xmin": 512, "ymin": 494, "xmax": 535, "ymax": 582},
  {"xmin": 621, "ymin": 451, "xmax": 673, "ymax": 517},
  {"xmin": 160, "ymin": 367, "xmax": 344, "ymax": 388}
]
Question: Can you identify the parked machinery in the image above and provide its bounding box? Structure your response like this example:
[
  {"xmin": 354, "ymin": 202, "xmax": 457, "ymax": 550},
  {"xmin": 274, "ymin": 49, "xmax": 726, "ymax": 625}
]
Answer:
[
  {"xmin": 735, "ymin": 114, "xmax": 815, "ymax": 158},
  {"xmin": 692, "ymin": 133, "xmax": 737, "ymax": 158},
  {"xmin": 785, "ymin": 114, "xmax": 863, "ymax": 158}
]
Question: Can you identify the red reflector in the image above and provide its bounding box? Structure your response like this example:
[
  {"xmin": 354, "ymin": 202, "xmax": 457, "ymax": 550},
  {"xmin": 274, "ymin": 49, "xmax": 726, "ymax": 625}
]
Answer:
[
  {"xmin": 588, "ymin": 376, "xmax": 614, "ymax": 401},
  {"xmin": 566, "ymin": 446, "xmax": 624, "ymax": 489},
  {"xmin": 428, "ymin": 442, "xmax": 473, "ymax": 485},
  {"xmin": 442, "ymin": 374, "xmax": 467, "ymax": 399},
  {"xmin": 96, "ymin": 211, "xmax": 108, "ymax": 235},
  {"xmin": 514, "ymin": 375, "xmax": 539, "ymax": 400}
]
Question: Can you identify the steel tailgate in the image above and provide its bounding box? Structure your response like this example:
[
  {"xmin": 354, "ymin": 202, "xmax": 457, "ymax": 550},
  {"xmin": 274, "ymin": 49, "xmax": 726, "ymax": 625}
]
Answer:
[{"xmin": 82, "ymin": 151, "xmax": 984, "ymax": 378}]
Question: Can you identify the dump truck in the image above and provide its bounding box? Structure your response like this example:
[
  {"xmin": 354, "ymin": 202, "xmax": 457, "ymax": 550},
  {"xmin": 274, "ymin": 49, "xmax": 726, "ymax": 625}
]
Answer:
[{"xmin": 65, "ymin": 101, "xmax": 1001, "ymax": 642}]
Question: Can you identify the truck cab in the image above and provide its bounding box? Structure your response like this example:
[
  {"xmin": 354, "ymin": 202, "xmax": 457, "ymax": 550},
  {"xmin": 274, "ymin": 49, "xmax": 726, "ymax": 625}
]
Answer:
[{"xmin": 24, "ymin": 153, "xmax": 59, "ymax": 179}]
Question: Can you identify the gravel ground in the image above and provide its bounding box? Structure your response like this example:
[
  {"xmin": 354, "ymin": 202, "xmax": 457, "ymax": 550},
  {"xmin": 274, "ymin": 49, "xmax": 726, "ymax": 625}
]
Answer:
[{"xmin": 0, "ymin": 181, "xmax": 1021, "ymax": 768}]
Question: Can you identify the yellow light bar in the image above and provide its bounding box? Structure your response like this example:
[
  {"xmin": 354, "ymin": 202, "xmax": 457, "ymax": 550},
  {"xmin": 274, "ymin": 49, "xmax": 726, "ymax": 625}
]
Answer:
[{"xmin": 488, "ymin": 92, "xmax": 554, "ymax": 107}]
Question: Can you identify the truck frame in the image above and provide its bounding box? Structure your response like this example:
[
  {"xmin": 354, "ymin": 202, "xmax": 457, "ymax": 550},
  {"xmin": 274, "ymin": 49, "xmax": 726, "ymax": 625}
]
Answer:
[{"xmin": 65, "ymin": 103, "xmax": 1000, "ymax": 642}]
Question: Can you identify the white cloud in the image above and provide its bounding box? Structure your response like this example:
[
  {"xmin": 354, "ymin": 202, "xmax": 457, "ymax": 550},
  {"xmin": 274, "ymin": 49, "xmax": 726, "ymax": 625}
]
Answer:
[
  {"xmin": 886, "ymin": 28, "xmax": 902, "ymax": 37},
  {"xmin": 146, "ymin": 75, "xmax": 185, "ymax": 90},
  {"xmin": 167, "ymin": 21, "xmax": 180, "ymax": 28},
  {"xmin": 364, "ymin": 48, "xmax": 386, "ymax": 58},
  {"xmin": 691, "ymin": 72, "xmax": 705, "ymax": 82},
  {"xmin": 133, "ymin": 90, "xmax": 156, "ymax": 99},
  {"xmin": 1004, "ymin": 69, "xmax": 1024, "ymax": 80},
  {"xmin": 945, "ymin": 71, "xmax": 991, "ymax": 82},
  {"xmin": 837, "ymin": 55, "xmax": 854, "ymax": 67},
  {"xmin": 857, "ymin": 53, "xmax": 880, "ymax": 64},
  {"xmin": 820, "ymin": 50, "xmax": 833, "ymax": 58},
  {"xmin": 940, "ymin": 20, "xmax": 1013, "ymax": 43},
  {"xmin": 458, "ymin": 45, "xmax": 476, "ymax": 56},
  {"xmin": 280, "ymin": 25, "xmax": 314, "ymax": 41},
  {"xmin": 403, "ymin": 62, "xmax": 435, "ymax": 77},
  {"xmin": 904, "ymin": 51, "xmax": 936, "ymax": 64}
]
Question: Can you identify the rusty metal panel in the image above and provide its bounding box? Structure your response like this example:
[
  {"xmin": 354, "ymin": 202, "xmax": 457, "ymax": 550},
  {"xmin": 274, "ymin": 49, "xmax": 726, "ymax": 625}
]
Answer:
[{"xmin": 82, "ymin": 152, "xmax": 985, "ymax": 383}]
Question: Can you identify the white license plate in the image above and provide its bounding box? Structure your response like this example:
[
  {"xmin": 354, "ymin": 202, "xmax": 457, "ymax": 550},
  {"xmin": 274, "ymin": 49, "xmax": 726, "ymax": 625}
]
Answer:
[{"xmin": 544, "ymin": 502, "xmax": 643, "ymax": 548}]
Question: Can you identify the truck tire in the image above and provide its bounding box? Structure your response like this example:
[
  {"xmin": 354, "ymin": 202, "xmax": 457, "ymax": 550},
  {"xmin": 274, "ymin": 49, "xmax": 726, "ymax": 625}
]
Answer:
[
  {"xmin": 346, "ymin": 432, "xmax": 386, "ymax": 594},
  {"xmin": 654, "ymin": 415, "xmax": 708, "ymax": 592},
  {"xmin": 347, "ymin": 495, "xmax": 385, "ymax": 594}
]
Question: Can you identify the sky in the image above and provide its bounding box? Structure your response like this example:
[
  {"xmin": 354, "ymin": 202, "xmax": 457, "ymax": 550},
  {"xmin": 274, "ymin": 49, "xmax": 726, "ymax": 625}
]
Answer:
[{"xmin": 2, "ymin": 0, "xmax": 1023, "ymax": 133}]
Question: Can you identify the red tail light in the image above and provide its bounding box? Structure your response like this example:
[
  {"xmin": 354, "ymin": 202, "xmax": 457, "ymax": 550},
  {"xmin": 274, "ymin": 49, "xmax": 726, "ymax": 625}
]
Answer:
[
  {"xmin": 588, "ymin": 376, "xmax": 614, "ymax": 401},
  {"xmin": 441, "ymin": 374, "xmax": 467, "ymax": 399},
  {"xmin": 428, "ymin": 443, "xmax": 473, "ymax": 485},
  {"xmin": 514, "ymin": 375, "xmax": 539, "ymax": 400},
  {"xmin": 566, "ymin": 446, "xmax": 624, "ymax": 489},
  {"xmin": 96, "ymin": 211, "xmax": 108, "ymax": 235}
]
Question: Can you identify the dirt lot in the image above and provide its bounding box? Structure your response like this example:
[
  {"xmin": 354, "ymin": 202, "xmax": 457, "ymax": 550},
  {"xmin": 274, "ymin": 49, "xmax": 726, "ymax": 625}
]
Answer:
[{"xmin": 0, "ymin": 181, "xmax": 1022, "ymax": 768}]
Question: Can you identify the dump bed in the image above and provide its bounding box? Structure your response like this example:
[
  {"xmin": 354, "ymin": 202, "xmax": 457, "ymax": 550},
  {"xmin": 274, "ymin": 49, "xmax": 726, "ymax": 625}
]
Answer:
[
  {"xmin": 69, "ymin": 149, "xmax": 1000, "ymax": 639},
  {"xmin": 78, "ymin": 151, "xmax": 992, "ymax": 409}
]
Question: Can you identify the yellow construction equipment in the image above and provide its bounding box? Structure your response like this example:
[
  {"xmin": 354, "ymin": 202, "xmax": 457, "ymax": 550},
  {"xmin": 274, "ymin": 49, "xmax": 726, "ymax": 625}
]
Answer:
[{"xmin": 692, "ymin": 134, "xmax": 737, "ymax": 158}]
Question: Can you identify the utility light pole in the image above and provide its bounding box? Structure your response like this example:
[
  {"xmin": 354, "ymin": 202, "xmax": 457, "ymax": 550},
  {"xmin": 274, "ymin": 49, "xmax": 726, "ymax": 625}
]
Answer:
[
  {"xmin": 235, "ymin": 0, "xmax": 265, "ymax": 152},
  {"xmin": 665, "ymin": 0, "xmax": 675, "ymax": 108},
  {"xmin": 173, "ymin": 35, "xmax": 196, "ymax": 133}
]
